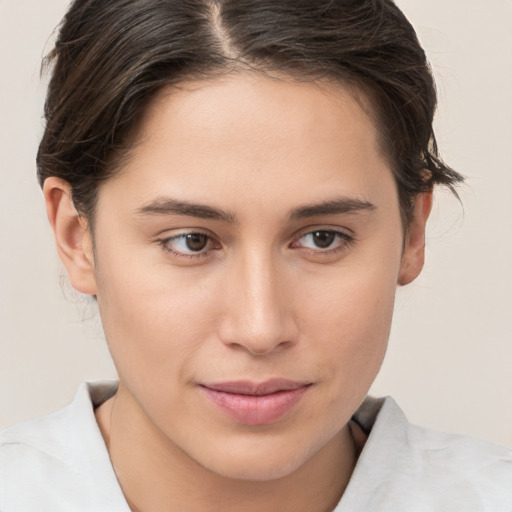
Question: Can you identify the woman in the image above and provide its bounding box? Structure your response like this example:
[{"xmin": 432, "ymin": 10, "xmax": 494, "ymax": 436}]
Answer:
[{"xmin": 1, "ymin": 0, "xmax": 511, "ymax": 510}]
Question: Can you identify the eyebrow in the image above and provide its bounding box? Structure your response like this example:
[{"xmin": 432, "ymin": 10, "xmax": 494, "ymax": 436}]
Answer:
[
  {"xmin": 289, "ymin": 197, "xmax": 376, "ymax": 220},
  {"xmin": 135, "ymin": 196, "xmax": 376, "ymax": 223},
  {"xmin": 135, "ymin": 197, "xmax": 237, "ymax": 223}
]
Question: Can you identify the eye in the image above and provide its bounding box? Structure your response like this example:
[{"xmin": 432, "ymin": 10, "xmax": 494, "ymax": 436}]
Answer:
[
  {"xmin": 179, "ymin": 233, "xmax": 209, "ymax": 252},
  {"xmin": 301, "ymin": 230, "xmax": 338, "ymax": 249},
  {"xmin": 292, "ymin": 229, "xmax": 353, "ymax": 253},
  {"xmin": 158, "ymin": 232, "xmax": 218, "ymax": 258}
]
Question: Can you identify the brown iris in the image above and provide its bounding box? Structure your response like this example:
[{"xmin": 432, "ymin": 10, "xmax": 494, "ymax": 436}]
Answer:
[
  {"xmin": 185, "ymin": 233, "xmax": 209, "ymax": 251},
  {"xmin": 312, "ymin": 231, "xmax": 336, "ymax": 248}
]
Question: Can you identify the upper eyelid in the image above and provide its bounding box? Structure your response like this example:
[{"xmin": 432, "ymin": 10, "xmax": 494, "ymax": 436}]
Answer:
[
  {"xmin": 294, "ymin": 230, "xmax": 352, "ymax": 245},
  {"xmin": 299, "ymin": 227, "xmax": 351, "ymax": 236},
  {"xmin": 163, "ymin": 232, "xmax": 216, "ymax": 247},
  {"xmin": 293, "ymin": 225, "xmax": 354, "ymax": 240},
  {"xmin": 168, "ymin": 232, "xmax": 208, "ymax": 241},
  {"xmin": 158, "ymin": 226, "xmax": 213, "ymax": 237}
]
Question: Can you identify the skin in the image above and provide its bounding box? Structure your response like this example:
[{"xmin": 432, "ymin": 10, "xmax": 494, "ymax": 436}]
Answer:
[{"xmin": 44, "ymin": 73, "xmax": 432, "ymax": 512}]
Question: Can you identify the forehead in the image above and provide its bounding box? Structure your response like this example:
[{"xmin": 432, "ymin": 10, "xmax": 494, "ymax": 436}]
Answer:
[
  {"xmin": 138, "ymin": 72, "xmax": 379, "ymax": 150},
  {"xmin": 101, "ymin": 72, "xmax": 395, "ymax": 217}
]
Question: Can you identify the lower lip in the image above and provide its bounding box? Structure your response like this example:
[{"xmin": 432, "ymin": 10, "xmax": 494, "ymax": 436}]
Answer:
[{"xmin": 200, "ymin": 386, "xmax": 310, "ymax": 426}]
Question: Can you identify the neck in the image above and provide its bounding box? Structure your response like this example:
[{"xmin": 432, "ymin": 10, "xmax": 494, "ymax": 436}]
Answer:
[{"xmin": 95, "ymin": 384, "xmax": 358, "ymax": 512}]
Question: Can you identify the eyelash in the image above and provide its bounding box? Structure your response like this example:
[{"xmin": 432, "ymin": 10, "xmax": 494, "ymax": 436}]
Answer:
[
  {"xmin": 157, "ymin": 232, "xmax": 218, "ymax": 260},
  {"xmin": 156, "ymin": 228, "xmax": 354, "ymax": 260},
  {"xmin": 291, "ymin": 229, "xmax": 355, "ymax": 256}
]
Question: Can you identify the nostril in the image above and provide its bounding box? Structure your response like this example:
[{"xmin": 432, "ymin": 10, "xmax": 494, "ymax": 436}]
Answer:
[
  {"xmin": 218, "ymin": 316, "xmax": 298, "ymax": 355},
  {"xmin": 222, "ymin": 337, "xmax": 293, "ymax": 355}
]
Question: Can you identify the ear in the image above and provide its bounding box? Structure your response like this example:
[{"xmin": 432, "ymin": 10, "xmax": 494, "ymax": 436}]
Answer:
[
  {"xmin": 43, "ymin": 177, "xmax": 98, "ymax": 295},
  {"xmin": 398, "ymin": 190, "xmax": 433, "ymax": 286}
]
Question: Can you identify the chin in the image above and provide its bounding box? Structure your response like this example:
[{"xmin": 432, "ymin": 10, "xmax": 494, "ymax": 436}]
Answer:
[
  {"xmin": 212, "ymin": 459, "xmax": 304, "ymax": 482},
  {"xmin": 198, "ymin": 439, "xmax": 316, "ymax": 482}
]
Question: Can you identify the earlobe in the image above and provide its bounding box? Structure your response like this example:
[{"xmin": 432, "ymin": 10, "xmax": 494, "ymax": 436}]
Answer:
[
  {"xmin": 43, "ymin": 177, "xmax": 98, "ymax": 295},
  {"xmin": 398, "ymin": 190, "xmax": 433, "ymax": 286}
]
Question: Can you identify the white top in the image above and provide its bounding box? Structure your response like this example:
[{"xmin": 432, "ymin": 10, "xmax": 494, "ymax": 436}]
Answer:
[{"xmin": 1, "ymin": 381, "xmax": 511, "ymax": 511}]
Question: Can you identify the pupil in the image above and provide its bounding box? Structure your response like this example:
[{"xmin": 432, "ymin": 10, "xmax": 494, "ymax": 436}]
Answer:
[
  {"xmin": 313, "ymin": 231, "xmax": 335, "ymax": 248},
  {"xmin": 185, "ymin": 233, "xmax": 208, "ymax": 251}
]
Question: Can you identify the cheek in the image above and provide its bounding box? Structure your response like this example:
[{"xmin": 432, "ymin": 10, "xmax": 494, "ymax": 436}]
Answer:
[
  {"xmin": 295, "ymin": 259, "xmax": 399, "ymax": 391},
  {"xmin": 94, "ymin": 248, "xmax": 224, "ymax": 393}
]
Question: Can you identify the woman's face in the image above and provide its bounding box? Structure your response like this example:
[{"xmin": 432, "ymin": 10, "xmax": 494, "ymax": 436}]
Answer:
[{"xmin": 72, "ymin": 73, "xmax": 428, "ymax": 480}]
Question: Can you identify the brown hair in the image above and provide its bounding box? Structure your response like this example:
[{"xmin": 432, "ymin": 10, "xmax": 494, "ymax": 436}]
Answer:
[{"xmin": 37, "ymin": 0, "xmax": 463, "ymax": 229}]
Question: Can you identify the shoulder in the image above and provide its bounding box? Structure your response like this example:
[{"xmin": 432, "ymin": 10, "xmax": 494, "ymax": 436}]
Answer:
[
  {"xmin": 406, "ymin": 419, "xmax": 512, "ymax": 500},
  {"xmin": 0, "ymin": 381, "xmax": 128, "ymax": 512},
  {"xmin": 339, "ymin": 396, "xmax": 512, "ymax": 511},
  {"xmin": 0, "ymin": 381, "xmax": 117, "ymax": 461}
]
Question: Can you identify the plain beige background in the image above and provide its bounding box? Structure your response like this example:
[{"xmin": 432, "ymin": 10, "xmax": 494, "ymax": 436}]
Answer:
[{"xmin": 1, "ymin": 0, "xmax": 511, "ymax": 448}]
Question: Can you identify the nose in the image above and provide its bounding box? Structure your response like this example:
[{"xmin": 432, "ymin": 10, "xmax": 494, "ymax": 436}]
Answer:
[{"xmin": 217, "ymin": 249, "xmax": 298, "ymax": 355}]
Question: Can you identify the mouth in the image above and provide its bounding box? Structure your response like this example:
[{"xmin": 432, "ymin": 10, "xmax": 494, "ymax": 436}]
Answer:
[{"xmin": 199, "ymin": 379, "xmax": 312, "ymax": 426}]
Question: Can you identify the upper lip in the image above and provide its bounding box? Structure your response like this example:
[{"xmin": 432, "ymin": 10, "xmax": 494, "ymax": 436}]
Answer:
[{"xmin": 201, "ymin": 379, "xmax": 312, "ymax": 396}]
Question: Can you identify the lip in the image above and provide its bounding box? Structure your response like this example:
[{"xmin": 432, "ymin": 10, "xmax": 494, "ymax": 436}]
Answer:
[{"xmin": 200, "ymin": 379, "xmax": 312, "ymax": 426}]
